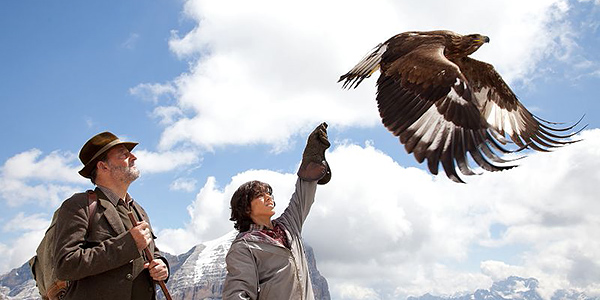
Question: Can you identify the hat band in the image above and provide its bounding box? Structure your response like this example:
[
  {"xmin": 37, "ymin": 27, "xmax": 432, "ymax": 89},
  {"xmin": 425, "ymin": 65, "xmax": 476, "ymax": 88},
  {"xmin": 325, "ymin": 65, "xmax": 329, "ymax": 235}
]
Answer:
[{"xmin": 86, "ymin": 139, "xmax": 124, "ymax": 166}]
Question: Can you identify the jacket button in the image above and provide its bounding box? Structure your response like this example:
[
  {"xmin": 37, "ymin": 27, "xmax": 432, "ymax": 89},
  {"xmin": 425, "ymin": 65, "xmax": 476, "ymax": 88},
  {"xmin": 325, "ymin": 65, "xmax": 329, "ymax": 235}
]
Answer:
[{"xmin": 126, "ymin": 273, "xmax": 133, "ymax": 280}]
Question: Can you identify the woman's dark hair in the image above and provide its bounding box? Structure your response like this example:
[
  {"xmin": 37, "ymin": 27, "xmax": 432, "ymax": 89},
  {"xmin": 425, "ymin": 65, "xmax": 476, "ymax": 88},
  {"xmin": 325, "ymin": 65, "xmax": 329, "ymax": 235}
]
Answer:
[{"xmin": 230, "ymin": 180, "xmax": 273, "ymax": 232}]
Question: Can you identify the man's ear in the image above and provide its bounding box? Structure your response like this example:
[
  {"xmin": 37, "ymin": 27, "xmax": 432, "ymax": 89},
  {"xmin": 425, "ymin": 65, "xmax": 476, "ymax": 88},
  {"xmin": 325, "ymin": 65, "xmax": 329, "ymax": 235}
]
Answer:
[{"xmin": 96, "ymin": 160, "xmax": 108, "ymax": 171}]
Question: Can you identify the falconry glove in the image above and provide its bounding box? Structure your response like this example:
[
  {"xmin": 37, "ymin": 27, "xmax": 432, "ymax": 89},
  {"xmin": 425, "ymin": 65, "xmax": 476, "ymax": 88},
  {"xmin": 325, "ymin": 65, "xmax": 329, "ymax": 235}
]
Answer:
[{"xmin": 297, "ymin": 122, "xmax": 331, "ymax": 185}]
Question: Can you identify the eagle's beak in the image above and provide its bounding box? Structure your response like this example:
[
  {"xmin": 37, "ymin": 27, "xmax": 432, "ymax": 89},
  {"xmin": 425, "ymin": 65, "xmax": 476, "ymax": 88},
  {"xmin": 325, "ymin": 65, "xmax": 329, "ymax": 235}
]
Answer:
[{"xmin": 474, "ymin": 36, "xmax": 490, "ymax": 44}]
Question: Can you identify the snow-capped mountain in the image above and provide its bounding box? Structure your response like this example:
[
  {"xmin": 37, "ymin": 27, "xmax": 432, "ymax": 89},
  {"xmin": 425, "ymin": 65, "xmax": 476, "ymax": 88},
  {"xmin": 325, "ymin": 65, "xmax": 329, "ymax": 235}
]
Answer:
[
  {"xmin": 0, "ymin": 230, "xmax": 331, "ymax": 300},
  {"xmin": 6, "ymin": 236, "xmax": 596, "ymax": 300},
  {"xmin": 0, "ymin": 262, "xmax": 38, "ymax": 300},
  {"xmin": 407, "ymin": 276, "xmax": 596, "ymax": 300},
  {"xmin": 160, "ymin": 231, "xmax": 234, "ymax": 299}
]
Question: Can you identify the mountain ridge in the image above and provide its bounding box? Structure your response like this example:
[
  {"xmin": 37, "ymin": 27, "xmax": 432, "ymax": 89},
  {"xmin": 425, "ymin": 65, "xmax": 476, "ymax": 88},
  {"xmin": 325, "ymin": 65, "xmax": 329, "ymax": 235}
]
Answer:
[
  {"xmin": 0, "ymin": 230, "xmax": 331, "ymax": 300},
  {"xmin": 407, "ymin": 276, "xmax": 597, "ymax": 300},
  {"xmin": 2, "ymin": 234, "xmax": 597, "ymax": 300}
]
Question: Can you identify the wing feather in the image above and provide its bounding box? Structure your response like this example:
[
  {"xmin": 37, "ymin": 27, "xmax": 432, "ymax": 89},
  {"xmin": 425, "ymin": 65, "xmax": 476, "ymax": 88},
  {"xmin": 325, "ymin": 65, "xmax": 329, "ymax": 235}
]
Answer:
[
  {"xmin": 425, "ymin": 122, "xmax": 451, "ymax": 175},
  {"xmin": 456, "ymin": 57, "xmax": 582, "ymax": 151},
  {"xmin": 440, "ymin": 129, "xmax": 463, "ymax": 183},
  {"xmin": 339, "ymin": 43, "xmax": 387, "ymax": 89},
  {"xmin": 454, "ymin": 128, "xmax": 478, "ymax": 176}
]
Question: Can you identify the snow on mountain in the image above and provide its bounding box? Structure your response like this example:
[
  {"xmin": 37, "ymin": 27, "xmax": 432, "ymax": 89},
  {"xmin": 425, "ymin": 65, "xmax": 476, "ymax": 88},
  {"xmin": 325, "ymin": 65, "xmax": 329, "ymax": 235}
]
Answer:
[
  {"xmin": 191, "ymin": 231, "xmax": 234, "ymax": 284},
  {"xmin": 0, "ymin": 262, "xmax": 38, "ymax": 300},
  {"xmin": 408, "ymin": 276, "xmax": 596, "ymax": 300},
  {"xmin": 1, "ymin": 261, "xmax": 596, "ymax": 300},
  {"xmin": 161, "ymin": 230, "xmax": 236, "ymax": 299}
]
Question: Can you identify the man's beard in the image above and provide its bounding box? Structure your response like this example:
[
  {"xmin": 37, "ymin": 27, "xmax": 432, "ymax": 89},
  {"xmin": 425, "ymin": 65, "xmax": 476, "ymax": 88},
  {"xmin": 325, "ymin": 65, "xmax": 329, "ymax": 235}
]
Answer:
[{"xmin": 109, "ymin": 163, "xmax": 140, "ymax": 184}]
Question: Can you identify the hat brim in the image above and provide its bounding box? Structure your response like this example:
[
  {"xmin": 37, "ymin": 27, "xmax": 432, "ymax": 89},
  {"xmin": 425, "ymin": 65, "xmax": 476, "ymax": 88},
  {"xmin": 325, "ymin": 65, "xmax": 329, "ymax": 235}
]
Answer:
[{"xmin": 79, "ymin": 141, "xmax": 138, "ymax": 179}]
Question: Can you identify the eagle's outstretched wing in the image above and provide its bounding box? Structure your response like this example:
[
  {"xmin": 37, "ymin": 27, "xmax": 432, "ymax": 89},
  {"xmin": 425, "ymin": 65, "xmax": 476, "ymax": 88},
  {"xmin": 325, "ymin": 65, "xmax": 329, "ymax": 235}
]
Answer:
[
  {"xmin": 376, "ymin": 42, "xmax": 515, "ymax": 183},
  {"xmin": 456, "ymin": 57, "xmax": 583, "ymax": 151}
]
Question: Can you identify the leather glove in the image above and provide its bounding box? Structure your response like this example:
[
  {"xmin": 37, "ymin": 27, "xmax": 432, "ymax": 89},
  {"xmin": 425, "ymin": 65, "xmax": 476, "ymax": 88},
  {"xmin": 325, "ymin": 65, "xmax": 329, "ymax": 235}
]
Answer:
[{"xmin": 297, "ymin": 122, "xmax": 331, "ymax": 184}]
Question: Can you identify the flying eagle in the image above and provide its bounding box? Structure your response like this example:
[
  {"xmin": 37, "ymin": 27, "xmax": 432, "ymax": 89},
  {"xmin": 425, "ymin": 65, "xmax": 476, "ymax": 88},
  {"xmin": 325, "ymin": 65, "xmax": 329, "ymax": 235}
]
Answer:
[{"xmin": 339, "ymin": 30, "xmax": 582, "ymax": 183}]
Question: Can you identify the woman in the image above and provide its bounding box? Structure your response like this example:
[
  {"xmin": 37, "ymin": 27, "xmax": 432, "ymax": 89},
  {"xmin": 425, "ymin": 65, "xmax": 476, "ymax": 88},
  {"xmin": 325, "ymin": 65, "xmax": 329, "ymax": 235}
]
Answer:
[{"xmin": 223, "ymin": 123, "xmax": 331, "ymax": 300}]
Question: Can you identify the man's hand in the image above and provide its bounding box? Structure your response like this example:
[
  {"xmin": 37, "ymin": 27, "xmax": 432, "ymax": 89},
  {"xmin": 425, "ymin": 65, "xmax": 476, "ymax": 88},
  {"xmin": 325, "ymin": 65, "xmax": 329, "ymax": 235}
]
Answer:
[
  {"xmin": 145, "ymin": 259, "xmax": 169, "ymax": 281},
  {"xmin": 130, "ymin": 221, "xmax": 152, "ymax": 250},
  {"xmin": 297, "ymin": 122, "xmax": 332, "ymax": 184}
]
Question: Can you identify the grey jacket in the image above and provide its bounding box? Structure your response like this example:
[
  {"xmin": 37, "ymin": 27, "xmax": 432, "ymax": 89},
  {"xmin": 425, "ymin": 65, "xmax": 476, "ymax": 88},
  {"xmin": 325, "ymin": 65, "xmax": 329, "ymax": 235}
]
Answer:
[{"xmin": 223, "ymin": 178, "xmax": 318, "ymax": 300}]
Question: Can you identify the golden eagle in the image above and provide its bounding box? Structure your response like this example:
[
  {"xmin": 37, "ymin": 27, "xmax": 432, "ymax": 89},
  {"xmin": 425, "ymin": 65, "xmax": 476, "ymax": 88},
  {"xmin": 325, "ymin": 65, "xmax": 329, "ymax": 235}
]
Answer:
[{"xmin": 339, "ymin": 30, "xmax": 582, "ymax": 183}]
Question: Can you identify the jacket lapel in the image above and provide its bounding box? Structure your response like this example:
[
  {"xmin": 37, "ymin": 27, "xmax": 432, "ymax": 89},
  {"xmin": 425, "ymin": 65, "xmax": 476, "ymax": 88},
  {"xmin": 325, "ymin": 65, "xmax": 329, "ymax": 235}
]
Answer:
[{"xmin": 94, "ymin": 188, "xmax": 126, "ymax": 235}]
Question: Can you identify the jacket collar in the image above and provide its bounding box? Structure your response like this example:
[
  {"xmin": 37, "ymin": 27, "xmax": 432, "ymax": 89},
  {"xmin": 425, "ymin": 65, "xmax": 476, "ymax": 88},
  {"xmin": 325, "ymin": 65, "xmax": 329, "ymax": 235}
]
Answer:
[{"xmin": 96, "ymin": 185, "xmax": 133, "ymax": 207}]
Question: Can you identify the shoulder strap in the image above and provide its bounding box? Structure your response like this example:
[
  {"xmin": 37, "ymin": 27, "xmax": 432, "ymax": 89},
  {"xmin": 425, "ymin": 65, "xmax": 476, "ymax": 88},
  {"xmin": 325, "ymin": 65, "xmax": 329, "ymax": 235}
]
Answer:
[{"xmin": 86, "ymin": 190, "xmax": 98, "ymax": 234}]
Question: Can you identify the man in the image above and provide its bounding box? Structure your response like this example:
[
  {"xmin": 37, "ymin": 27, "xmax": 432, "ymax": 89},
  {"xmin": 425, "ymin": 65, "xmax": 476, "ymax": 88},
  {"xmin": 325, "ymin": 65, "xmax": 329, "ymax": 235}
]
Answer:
[
  {"xmin": 223, "ymin": 122, "xmax": 331, "ymax": 300},
  {"xmin": 53, "ymin": 131, "xmax": 169, "ymax": 300}
]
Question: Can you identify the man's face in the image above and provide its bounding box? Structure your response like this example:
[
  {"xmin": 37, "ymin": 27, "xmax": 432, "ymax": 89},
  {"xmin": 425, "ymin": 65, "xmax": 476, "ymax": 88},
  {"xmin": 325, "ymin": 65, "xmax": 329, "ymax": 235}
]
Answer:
[
  {"xmin": 249, "ymin": 193, "xmax": 276, "ymax": 220},
  {"xmin": 104, "ymin": 145, "xmax": 140, "ymax": 184}
]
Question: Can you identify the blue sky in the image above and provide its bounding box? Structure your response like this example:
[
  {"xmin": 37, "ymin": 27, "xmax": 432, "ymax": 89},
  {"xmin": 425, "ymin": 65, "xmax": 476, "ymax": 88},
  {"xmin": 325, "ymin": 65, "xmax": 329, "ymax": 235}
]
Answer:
[{"xmin": 1, "ymin": 0, "xmax": 599, "ymax": 299}]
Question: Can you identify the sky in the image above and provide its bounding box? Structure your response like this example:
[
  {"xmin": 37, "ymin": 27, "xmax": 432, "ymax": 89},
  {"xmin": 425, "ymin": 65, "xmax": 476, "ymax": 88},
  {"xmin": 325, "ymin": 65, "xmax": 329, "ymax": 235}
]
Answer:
[{"xmin": 1, "ymin": 0, "xmax": 599, "ymax": 299}]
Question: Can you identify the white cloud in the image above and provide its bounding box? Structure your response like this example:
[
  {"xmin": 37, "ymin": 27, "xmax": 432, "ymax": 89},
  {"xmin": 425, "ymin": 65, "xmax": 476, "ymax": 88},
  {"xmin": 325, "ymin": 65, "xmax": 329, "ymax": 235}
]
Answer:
[
  {"xmin": 1, "ymin": 149, "xmax": 82, "ymax": 183},
  {"xmin": 130, "ymin": 82, "xmax": 177, "ymax": 105},
  {"xmin": 333, "ymin": 282, "xmax": 380, "ymax": 300},
  {"xmin": 158, "ymin": 129, "xmax": 600, "ymax": 299},
  {"xmin": 155, "ymin": 227, "xmax": 200, "ymax": 256},
  {"xmin": 150, "ymin": 106, "xmax": 184, "ymax": 125},
  {"xmin": 0, "ymin": 213, "xmax": 50, "ymax": 274},
  {"xmin": 0, "ymin": 149, "xmax": 87, "ymax": 207},
  {"xmin": 578, "ymin": 0, "xmax": 600, "ymax": 5},
  {"xmin": 170, "ymin": 177, "xmax": 198, "ymax": 192},
  {"xmin": 134, "ymin": 149, "xmax": 201, "ymax": 174},
  {"xmin": 2, "ymin": 212, "xmax": 49, "ymax": 232},
  {"xmin": 481, "ymin": 261, "xmax": 529, "ymax": 282}
]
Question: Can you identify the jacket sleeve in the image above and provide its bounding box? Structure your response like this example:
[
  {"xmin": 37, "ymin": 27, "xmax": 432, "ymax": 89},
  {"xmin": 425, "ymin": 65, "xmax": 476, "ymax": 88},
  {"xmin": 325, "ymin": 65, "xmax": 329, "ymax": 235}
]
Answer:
[
  {"xmin": 54, "ymin": 194, "xmax": 140, "ymax": 281},
  {"xmin": 153, "ymin": 245, "xmax": 171, "ymax": 282},
  {"xmin": 279, "ymin": 178, "xmax": 318, "ymax": 234},
  {"xmin": 223, "ymin": 240, "xmax": 258, "ymax": 300}
]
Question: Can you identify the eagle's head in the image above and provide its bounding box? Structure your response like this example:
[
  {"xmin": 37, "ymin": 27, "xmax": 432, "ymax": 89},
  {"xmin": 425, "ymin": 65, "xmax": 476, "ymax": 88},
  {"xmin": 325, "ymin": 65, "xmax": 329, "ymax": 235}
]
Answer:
[
  {"xmin": 445, "ymin": 32, "xmax": 490, "ymax": 58},
  {"xmin": 464, "ymin": 33, "xmax": 490, "ymax": 55}
]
